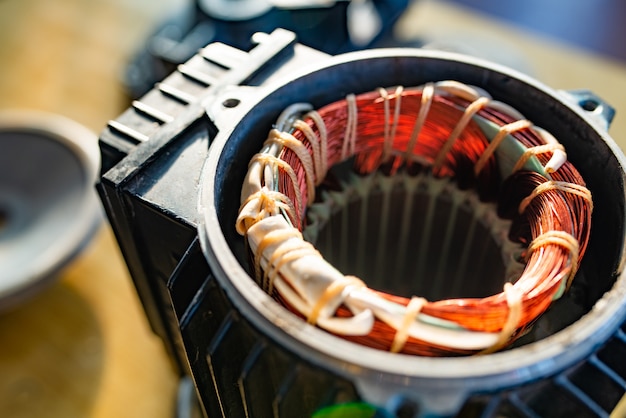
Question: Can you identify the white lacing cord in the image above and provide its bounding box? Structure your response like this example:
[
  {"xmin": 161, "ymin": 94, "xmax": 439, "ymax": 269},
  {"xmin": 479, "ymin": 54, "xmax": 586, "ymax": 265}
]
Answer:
[
  {"xmin": 519, "ymin": 180, "xmax": 593, "ymax": 214},
  {"xmin": 474, "ymin": 119, "xmax": 533, "ymax": 175},
  {"xmin": 236, "ymin": 188, "xmax": 298, "ymax": 235},
  {"xmin": 528, "ymin": 230, "xmax": 580, "ymax": 290},
  {"xmin": 403, "ymin": 82, "xmax": 434, "ymax": 164},
  {"xmin": 266, "ymin": 129, "xmax": 317, "ymax": 205},
  {"xmin": 342, "ymin": 94, "xmax": 358, "ymax": 160},
  {"xmin": 390, "ymin": 296, "xmax": 427, "ymax": 353},
  {"xmin": 305, "ymin": 110, "xmax": 329, "ymax": 181},
  {"xmin": 378, "ymin": 86, "xmax": 404, "ymax": 165}
]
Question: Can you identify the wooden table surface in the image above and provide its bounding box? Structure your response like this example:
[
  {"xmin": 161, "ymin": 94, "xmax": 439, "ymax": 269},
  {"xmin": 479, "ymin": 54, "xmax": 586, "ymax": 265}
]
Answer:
[
  {"xmin": 1, "ymin": 0, "xmax": 625, "ymax": 417},
  {"xmin": 0, "ymin": 1, "xmax": 180, "ymax": 417}
]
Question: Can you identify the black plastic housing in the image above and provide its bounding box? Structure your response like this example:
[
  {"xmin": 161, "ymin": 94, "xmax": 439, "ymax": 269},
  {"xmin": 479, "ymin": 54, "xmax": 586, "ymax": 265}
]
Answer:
[
  {"xmin": 98, "ymin": 30, "xmax": 626, "ymax": 417},
  {"xmin": 98, "ymin": 29, "xmax": 327, "ymax": 371}
]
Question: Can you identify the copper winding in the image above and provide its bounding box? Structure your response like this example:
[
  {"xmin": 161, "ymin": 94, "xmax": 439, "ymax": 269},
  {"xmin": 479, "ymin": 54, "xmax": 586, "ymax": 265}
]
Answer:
[{"xmin": 236, "ymin": 81, "xmax": 593, "ymax": 356}]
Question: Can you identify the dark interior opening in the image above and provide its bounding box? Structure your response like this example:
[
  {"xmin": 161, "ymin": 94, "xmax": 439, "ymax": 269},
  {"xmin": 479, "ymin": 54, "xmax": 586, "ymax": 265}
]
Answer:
[{"xmin": 305, "ymin": 169, "xmax": 511, "ymax": 301}]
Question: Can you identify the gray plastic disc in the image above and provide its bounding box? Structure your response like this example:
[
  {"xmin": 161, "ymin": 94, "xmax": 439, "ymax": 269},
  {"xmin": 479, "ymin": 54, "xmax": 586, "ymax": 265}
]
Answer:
[{"xmin": 0, "ymin": 110, "xmax": 101, "ymax": 311}]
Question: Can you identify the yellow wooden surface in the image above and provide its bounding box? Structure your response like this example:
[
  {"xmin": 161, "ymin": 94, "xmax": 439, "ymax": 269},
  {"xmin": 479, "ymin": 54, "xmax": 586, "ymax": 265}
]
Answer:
[
  {"xmin": 0, "ymin": 0, "xmax": 625, "ymax": 417},
  {"xmin": 0, "ymin": 1, "xmax": 180, "ymax": 417}
]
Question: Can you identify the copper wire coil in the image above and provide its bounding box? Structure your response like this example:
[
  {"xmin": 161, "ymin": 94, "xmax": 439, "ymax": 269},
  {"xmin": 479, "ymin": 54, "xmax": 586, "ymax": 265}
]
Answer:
[{"xmin": 238, "ymin": 83, "xmax": 592, "ymax": 356}]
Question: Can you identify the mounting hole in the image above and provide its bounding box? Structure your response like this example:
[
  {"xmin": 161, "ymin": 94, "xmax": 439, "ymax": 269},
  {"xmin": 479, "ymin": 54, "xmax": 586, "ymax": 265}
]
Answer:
[
  {"xmin": 580, "ymin": 99, "xmax": 601, "ymax": 112},
  {"xmin": 395, "ymin": 399, "xmax": 420, "ymax": 418},
  {"xmin": 0, "ymin": 207, "xmax": 8, "ymax": 234},
  {"xmin": 222, "ymin": 98, "xmax": 241, "ymax": 108}
]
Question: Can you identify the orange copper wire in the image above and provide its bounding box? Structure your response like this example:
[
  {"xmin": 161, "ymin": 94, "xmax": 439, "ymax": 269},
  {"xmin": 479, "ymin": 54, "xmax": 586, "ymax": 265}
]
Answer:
[{"xmin": 260, "ymin": 86, "xmax": 591, "ymax": 356}]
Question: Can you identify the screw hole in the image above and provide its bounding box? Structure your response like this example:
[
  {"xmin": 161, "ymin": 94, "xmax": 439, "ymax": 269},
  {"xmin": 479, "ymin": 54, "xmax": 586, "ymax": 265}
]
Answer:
[
  {"xmin": 395, "ymin": 399, "xmax": 419, "ymax": 418},
  {"xmin": 0, "ymin": 208, "xmax": 9, "ymax": 234},
  {"xmin": 222, "ymin": 98, "xmax": 240, "ymax": 108},
  {"xmin": 580, "ymin": 99, "xmax": 600, "ymax": 112}
]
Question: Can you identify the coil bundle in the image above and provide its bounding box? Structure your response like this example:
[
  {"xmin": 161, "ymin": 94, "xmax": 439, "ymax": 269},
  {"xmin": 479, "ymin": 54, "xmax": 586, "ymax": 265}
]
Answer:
[{"xmin": 236, "ymin": 80, "xmax": 593, "ymax": 356}]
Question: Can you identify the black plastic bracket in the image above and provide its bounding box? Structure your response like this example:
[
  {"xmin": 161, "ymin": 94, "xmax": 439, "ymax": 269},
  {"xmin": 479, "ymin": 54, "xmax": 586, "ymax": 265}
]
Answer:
[{"xmin": 97, "ymin": 29, "xmax": 327, "ymax": 371}]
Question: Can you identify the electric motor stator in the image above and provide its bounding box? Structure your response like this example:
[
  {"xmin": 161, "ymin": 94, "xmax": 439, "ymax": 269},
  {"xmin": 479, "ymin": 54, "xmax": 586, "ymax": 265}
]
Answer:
[{"xmin": 98, "ymin": 29, "xmax": 626, "ymax": 417}]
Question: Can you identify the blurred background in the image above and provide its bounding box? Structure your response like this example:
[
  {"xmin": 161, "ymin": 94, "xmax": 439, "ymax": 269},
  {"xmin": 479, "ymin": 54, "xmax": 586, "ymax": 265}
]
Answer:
[{"xmin": 0, "ymin": 0, "xmax": 625, "ymax": 417}]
